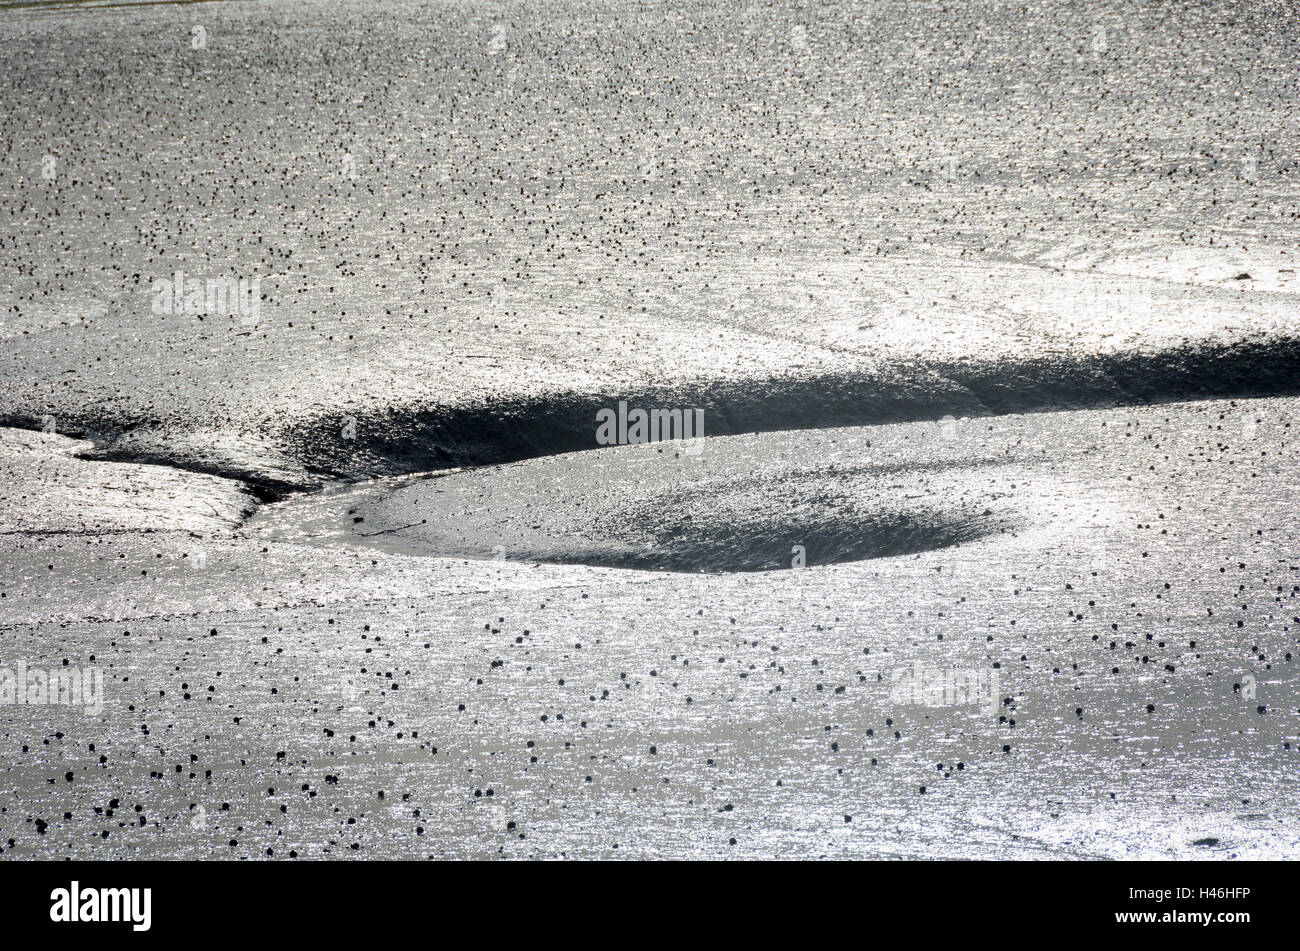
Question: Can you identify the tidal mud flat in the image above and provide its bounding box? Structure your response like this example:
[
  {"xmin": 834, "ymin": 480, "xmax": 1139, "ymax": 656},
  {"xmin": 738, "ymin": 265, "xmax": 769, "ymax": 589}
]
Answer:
[
  {"xmin": 3, "ymin": 396, "xmax": 1299, "ymax": 859},
  {"xmin": 1, "ymin": 0, "xmax": 1298, "ymax": 859}
]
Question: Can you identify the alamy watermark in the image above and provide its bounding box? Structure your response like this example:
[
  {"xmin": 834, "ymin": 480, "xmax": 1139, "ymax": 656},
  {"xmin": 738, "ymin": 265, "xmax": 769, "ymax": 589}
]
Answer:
[
  {"xmin": 151, "ymin": 270, "xmax": 262, "ymax": 325},
  {"xmin": 1, "ymin": 661, "xmax": 103, "ymax": 716},
  {"xmin": 887, "ymin": 662, "xmax": 999, "ymax": 715},
  {"xmin": 596, "ymin": 401, "xmax": 704, "ymax": 451},
  {"xmin": 50, "ymin": 882, "xmax": 150, "ymax": 931}
]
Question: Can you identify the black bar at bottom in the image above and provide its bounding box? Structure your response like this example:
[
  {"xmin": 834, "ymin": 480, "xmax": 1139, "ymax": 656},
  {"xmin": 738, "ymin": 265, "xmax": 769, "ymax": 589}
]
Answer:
[{"xmin": 0, "ymin": 860, "xmax": 1271, "ymax": 939}]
